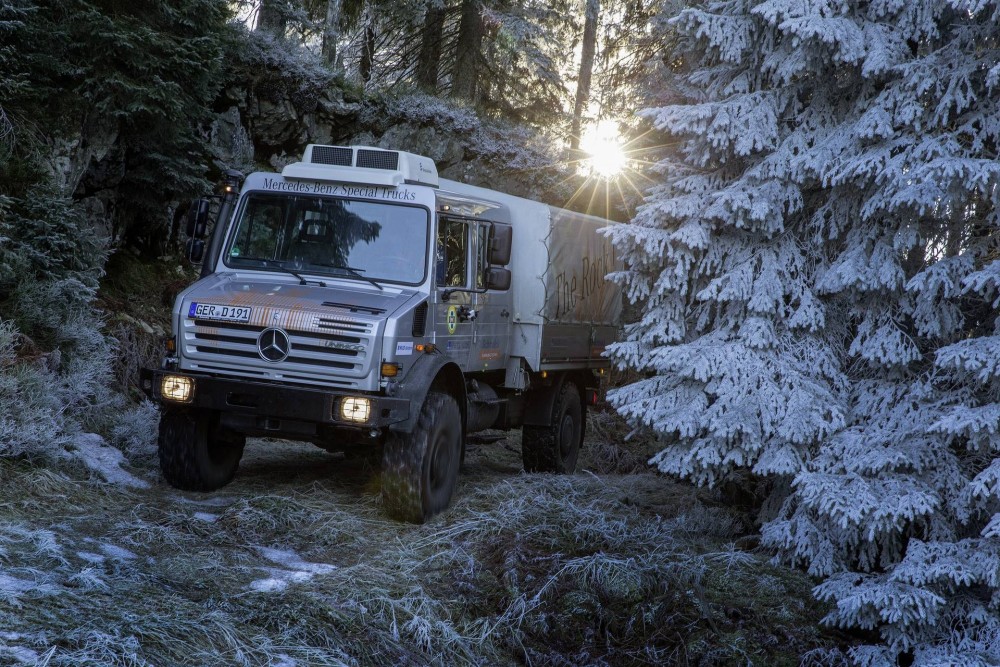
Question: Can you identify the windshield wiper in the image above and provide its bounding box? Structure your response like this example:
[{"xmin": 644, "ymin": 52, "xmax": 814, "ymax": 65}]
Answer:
[
  {"xmin": 313, "ymin": 263, "xmax": 384, "ymax": 291},
  {"xmin": 237, "ymin": 258, "xmax": 326, "ymax": 287},
  {"xmin": 274, "ymin": 260, "xmax": 328, "ymax": 287}
]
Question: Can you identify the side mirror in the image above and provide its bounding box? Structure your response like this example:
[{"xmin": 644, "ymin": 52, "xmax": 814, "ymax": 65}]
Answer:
[
  {"xmin": 489, "ymin": 223, "xmax": 512, "ymax": 266},
  {"xmin": 485, "ymin": 267, "xmax": 511, "ymax": 291},
  {"xmin": 186, "ymin": 238, "xmax": 205, "ymax": 264},
  {"xmin": 186, "ymin": 199, "xmax": 211, "ymax": 239}
]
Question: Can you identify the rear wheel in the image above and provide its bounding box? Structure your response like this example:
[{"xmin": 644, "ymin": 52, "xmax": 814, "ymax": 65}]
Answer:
[
  {"xmin": 158, "ymin": 409, "xmax": 245, "ymax": 491},
  {"xmin": 522, "ymin": 381, "xmax": 584, "ymax": 473},
  {"xmin": 381, "ymin": 392, "xmax": 462, "ymax": 523}
]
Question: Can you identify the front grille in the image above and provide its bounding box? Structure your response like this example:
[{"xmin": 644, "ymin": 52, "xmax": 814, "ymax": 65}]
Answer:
[
  {"xmin": 185, "ymin": 318, "xmax": 375, "ymax": 382},
  {"xmin": 197, "ymin": 363, "xmax": 267, "ymax": 377},
  {"xmin": 356, "ymin": 149, "xmax": 399, "ymax": 171},
  {"xmin": 282, "ymin": 374, "xmax": 354, "ymax": 386},
  {"xmin": 311, "ymin": 146, "xmax": 353, "ymax": 166},
  {"xmin": 316, "ymin": 318, "xmax": 370, "ymax": 335}
]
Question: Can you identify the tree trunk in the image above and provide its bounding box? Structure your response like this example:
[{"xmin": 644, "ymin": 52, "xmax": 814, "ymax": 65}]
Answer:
[
  {"xmin": 451, "ymin": 0, "xmax": 482, "ymax": 103},
  {"xmin": 417, "ymin": 1, "xmax": 446, "ymax": 93},
  {"xmin": 258, "ymin": 0, "xmax": 288, "ymax": 36},
  {"xmin": 570, "ymin": 0, "xmax": 599, "ymax": 150},
  {"xmin": 359, "ymin": 13, "xmax": 376, "ymax": 84},
  {"xmin": 322, "ymin": 0, "xmax": 342, "ymax": 68}
]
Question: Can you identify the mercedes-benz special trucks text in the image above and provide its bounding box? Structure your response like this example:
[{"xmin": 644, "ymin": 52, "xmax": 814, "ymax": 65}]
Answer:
[{"xmin": 141, "ymin": 145, "xmax": 621, "ymax": 522}]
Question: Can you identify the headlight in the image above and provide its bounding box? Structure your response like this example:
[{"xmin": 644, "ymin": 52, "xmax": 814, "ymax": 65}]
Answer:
[
  {"xmin": 340, "ymin": 397, "xmax": 371, "ymax": 423},
  {"xmin": 160, "ymin": 375, "xmax": 195, "ymax": 403}
]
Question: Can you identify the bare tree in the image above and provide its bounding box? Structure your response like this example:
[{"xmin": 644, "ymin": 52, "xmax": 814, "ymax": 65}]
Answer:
[
  {"xmin": 450, "ymin": 0, "xmax": 482, "ymax": 102},
  {"xmin": 570, "ymin": 0, "xmax": 599, "ymax": 150},
  {"xmin": 359, "ymin": 6, "xmax": 377, "ymax": 83},
  {"xmin": 321, "ymin": 0, "xmax": 342, "ymax": 67},
  {"xmin": 258, "ymin": 0, "xmax": 289, "ymax": 35},
  {"xmin": 417, "ymin": 1, "xmax": 447, "ymax": 93}
]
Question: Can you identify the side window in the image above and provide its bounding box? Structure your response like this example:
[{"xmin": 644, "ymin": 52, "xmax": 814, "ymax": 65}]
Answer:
[{"xmin": 436, "ymin": 218, "xmax": 468, "ymax": 287}]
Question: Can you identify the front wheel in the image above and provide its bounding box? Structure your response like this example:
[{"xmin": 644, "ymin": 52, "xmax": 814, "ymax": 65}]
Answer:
[
  {"xmin": 158, "ymin": 409, "xmax": 246, "ymax": 491},
  {"xmin": 381, "ymin": 392, "xmax": 462, "ymax": 523},
  {"xmin": 522, "ymin": 381, "xmax": 584, "ymax": 473}
]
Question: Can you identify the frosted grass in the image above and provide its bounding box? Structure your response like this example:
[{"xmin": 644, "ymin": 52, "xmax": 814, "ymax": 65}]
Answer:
[{"xmin": 0, "ymin": 437, "xmax": 840, "ymax": 665}]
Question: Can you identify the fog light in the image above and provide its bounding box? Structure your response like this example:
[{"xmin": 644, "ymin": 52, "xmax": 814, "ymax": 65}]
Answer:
[
  {"xmin": 340, "ymin": 397, "xmax": 371, "ymax": 423},
  {"xmin": 161, "ymin": 375, "xmax": 194, "ymax": 403}
]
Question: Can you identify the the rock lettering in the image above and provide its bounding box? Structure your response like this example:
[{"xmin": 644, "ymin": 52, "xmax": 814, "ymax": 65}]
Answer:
[{"xmin": 553, "ymin": 242, "xmax": 616, "ymax": 320}]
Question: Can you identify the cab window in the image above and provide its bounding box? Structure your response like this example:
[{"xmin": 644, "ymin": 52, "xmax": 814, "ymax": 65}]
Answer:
[{"xmin": 231, "ymin": 200, "xmax": 285, "ymax": 260}]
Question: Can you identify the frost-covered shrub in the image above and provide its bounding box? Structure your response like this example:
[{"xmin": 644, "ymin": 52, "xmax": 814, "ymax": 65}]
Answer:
[
  {"xmin": 0, "ymin": 320, "xmax": 74, "ymax": 458},
  {"xmin": 359, "ymin": 93, "xmax": 482, "ymax": 134},
  {"xmin": 0, "ymin": 288, "xmax": 115, "ymax": 459},
  {"xmin": 0, "ymin": 187, "xmax": 105, "ymax": 292},
  {"xmin": 607, "ymin": 1, "xmax": 1000, "ymax": 663},
  {"xmin": 106, "ymin": 319, "xmax": 160, "ymax": 399},
  {"xmin": 3, "ymin": 240, "xmax": 116, "ymax": 433},
  {"xmin": 0, "ymin": 188, "xmax": 116, "ymax": 460},
  {"xmin": 230, "ymin": 24, "xmax": 336, "ymax": 106},
  {"xmin": 108, "ymin": 400, "xmax": 159, "ymax": 464},
  {"xmin": 359, "ymin": 93, "xmax": 569, "ymax": 199}
]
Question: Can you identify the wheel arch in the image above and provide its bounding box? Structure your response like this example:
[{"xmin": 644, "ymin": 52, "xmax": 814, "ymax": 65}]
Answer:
[
  {"xmin": 389, "ymin": 353, "xmax": 467, "ymax": 436},
  {"xmin": 522, "ymin": 369, "xmax": 595, "ymax": 427}
]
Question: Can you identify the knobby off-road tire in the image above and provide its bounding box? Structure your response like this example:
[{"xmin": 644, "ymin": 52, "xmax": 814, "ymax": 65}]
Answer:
[
  {"xmin": 158, "ymin": 409, "xmax": 246, "ymax": 492},
  {"xmin": 522, "ymin": 381, "xmax": 584, "ymax": 473},
  {"xmin": 381, "ymin": 391, "xmax": 462, "ymax": 523}
]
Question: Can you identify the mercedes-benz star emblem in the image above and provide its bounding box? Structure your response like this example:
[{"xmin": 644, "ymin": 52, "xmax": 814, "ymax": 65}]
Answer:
[{"xmin": 257, "ymin": 328, "xmax": 290, "ymax": 362}]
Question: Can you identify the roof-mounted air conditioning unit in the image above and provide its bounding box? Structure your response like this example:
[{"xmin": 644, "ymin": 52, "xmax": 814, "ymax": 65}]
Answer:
[{"xmin": 281, "ymin": 145, "xmax": 439, "ymax": 188}]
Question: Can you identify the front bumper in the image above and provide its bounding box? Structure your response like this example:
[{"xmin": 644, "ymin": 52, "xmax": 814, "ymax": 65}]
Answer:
[{"xmin": 140, "ymin": 368, "xmax": 409, "ymax": 429}]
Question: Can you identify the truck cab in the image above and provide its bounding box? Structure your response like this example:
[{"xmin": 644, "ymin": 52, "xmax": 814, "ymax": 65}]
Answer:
[{"xmin": 142, "ymin": 145, "xmax": 620, "ymax": 522}]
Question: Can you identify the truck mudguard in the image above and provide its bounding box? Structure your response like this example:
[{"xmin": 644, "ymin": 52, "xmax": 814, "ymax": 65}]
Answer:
[{"xmin": 389, "ymin": 352, "xmax": 468, "ymax": 435}]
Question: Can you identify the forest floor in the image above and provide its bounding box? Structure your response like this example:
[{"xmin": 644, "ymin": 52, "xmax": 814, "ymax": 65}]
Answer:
[{"xmin": 0, "ymin": 412, "xmax": 852, "ymax": 666}]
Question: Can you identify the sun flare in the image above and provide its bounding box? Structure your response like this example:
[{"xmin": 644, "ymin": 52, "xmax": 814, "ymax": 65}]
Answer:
[{"xmin": 579, "ymin": 121, "xmax": 628, "ymax": 178}]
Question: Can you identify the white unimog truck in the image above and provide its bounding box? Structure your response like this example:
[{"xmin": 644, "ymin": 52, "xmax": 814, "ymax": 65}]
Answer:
[{"xmin": 141, "ymin": 145, "xmax": 621, "ymax": 522}]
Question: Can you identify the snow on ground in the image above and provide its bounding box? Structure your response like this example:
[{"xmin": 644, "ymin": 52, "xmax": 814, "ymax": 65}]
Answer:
[
  {"xmin": 249, "ymin": 547, "xmax": 336, "ymax": 593},
  {"xmin": 0, "ymin": 574, "xmax": 42, "ymax": 596},
  {"xmin": 98, "ymin": 543, "xmax": 138, "ymax": 561},
  {"xmin": 0, "ymin": 632, "xmax": 39, "ymax": 665},
  {"xmin": 0, "ymin": 645, "xmax": 38, "ymax": 665},
  {"xmin": 76, "ymin": 551, "xmax": 105, "ymax": 564},
  {"xmin": 79, "ymin": 536, "xmax": 139, "ymax": 561},
  {"xmin": 67, "ymin": 433, "xmax": 149, "ymax": 489},
  {"xmin": 172, "ymin": 494, "xmax": 237, "ymax": 508},
  {"xmin": 0, "ymin": 572, "xmax": 58, "ymax": 604}
]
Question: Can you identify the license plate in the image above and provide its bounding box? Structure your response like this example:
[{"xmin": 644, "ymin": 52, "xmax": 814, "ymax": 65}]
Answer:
[{"xmin": 189, "ymin": 302, "xmax": 252, "ymax": 323}]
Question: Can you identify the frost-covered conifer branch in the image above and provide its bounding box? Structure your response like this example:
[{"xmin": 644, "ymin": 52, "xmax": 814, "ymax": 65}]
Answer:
[{"xmin": 609, "ymin": 0, "xmax": 1000, "ymax": 662}]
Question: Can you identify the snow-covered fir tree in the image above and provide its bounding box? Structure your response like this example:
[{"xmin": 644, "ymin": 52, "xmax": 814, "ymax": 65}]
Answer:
[{"xmin": 607, "ymin": 1, "xmax": 1000, "ymax": 663}]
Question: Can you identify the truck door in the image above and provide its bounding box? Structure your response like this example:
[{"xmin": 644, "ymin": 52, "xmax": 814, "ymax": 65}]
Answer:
[
  {"xmin": 435, "ymin": 216, "xmax": 476, "ymax": 370},
  {"xmin": 469, "ymin": 221, "xmax": 512, "ymax": 374}
]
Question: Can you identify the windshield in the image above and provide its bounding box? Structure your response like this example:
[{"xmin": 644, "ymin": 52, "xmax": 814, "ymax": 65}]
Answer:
[{"xmin": 224, "ymin": 193, "xmax": 429, "ymax": 285}]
